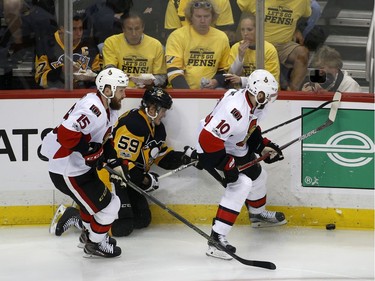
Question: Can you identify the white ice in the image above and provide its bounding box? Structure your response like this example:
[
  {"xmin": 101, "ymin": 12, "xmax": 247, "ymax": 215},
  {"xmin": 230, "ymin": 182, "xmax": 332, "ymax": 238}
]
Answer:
[{"xmin": 0, "ymin": 224, "xmax": 373, "ymax": 281}]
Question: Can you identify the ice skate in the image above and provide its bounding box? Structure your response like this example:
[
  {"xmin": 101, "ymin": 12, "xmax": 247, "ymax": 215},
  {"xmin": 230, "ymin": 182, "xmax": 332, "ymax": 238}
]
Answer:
[
  {"xmin": 83, "ymin": 235, "xmax": 121, "ymax": 258},
  {"xmin": 250, "ymin": 210, "xmax": 287, "ymax": 228},
  {"xmin": 55, "ymin": 206, "xmax": 82, "ymax": 236},
  {"xmin": 206, "ymin": 230, "xmax": 236, "ymax": 260},
  {"xmin": 78, "ymin": 229, "xmax": 117, "ymax": 249}
]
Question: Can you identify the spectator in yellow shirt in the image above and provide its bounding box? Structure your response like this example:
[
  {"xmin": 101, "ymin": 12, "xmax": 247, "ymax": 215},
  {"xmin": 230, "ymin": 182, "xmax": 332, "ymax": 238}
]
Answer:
[
  {"xmin": 237, "ymin": 0, "xmax": 311, "ymax": 91},
  {"xmin": 165, "ymin": 0, "xmax": 230, "ymax": 89},
  {"xmin": 102, "ymin": 12, "xmax": 167, "ymax": 88},
  {"xmin": 225, "ymin": 13, "xmax": 280, "ymax": 88}
]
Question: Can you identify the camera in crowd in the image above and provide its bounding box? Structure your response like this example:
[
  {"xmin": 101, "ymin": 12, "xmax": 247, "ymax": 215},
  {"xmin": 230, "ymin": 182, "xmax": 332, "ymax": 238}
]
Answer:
[{"xmin": 309, "ymin": 68, "xmax": 326, "ymax": 84}]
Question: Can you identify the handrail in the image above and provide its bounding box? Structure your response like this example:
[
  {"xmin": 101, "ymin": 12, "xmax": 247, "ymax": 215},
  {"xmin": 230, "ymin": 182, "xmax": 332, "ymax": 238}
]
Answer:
[
  {"xmin": 0, "ymin": 89, "xmax": 373, "ymax": 103},
  {"xmin": 255, "ymin": 0, "xmax": 265, "ymax": 69},
  {"xmin": 365, "ymin": 5, "xmax": 374, "ymax": 93}
]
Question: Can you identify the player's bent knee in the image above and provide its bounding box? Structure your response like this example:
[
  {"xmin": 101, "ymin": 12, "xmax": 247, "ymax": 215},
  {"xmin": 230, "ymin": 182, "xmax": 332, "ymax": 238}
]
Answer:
[
  {"xmin": 134, "ymin": 209, "xmax": 151, "ymax": 229},
  {"xmin": 95, "ymin": 193, "xmax": 121, "ymax": 225},
  {"xmin": 111, "ymin": 218, "xmax": 134, "ymax": 237}
]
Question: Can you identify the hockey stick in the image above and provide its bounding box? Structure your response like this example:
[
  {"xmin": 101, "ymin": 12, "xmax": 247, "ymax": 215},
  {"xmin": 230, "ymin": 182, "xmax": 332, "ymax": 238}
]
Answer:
[
  {"xmin": 262, "ymin": 99, "xmax": 334, "ymax": 134},
  {"xmin": 104, "ymin": 165, "xmax": 276, "ymax": 270},
  {"xmin": 237, "ymin": 92, "xmax": 342, "ymax": 172},
  {"xmin": 158, "ymin": 160, "xmax": 198, "ymax": 180}
]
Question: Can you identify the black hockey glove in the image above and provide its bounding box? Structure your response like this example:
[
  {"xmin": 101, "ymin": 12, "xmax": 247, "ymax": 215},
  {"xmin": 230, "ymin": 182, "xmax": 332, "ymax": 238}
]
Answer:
[
  {"xmin": 141, "ymin": 172, "xmax": 159, "ymax": 192},
  {"xmin": 217, "ymin": 155, "xmax": 239, "ymax": 184},
  {"xmin": 107, "ymin": 158, "xmax": 129, "ymax": 188},
  {"xmin": 261, "ymin": 140, "xmax": 284, "ymax": 164},
  {"xmin": 82, "ymin": 142, "xmax": 104, "ymax": 168},
  {"xmin": 181, "ymin": 146, "xmax": 202, "ymax": 169}
]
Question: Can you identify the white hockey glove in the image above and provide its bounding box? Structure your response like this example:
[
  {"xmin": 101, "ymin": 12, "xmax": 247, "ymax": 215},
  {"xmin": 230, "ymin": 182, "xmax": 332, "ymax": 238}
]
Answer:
[
  {"xmin": 141, "ymin": 172, "xmax": 159, "ymax": 192},
  {"xmin": 261, "ymin": 141, "xmax": 284, "ymax": 164},
  {"xmin": 107, "ymin": 158, "xmax": 129, "ymax": 188}
]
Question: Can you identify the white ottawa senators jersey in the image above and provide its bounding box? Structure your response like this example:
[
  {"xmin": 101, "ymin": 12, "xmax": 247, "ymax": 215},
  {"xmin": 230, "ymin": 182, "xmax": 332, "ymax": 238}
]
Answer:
[
  {"xmin": 41, "ymin": 93, "xmax": 119, "ymax": 176},
  {"xmin": 197, "ymin": 89, "xmax": 267, "ymax": 157}
]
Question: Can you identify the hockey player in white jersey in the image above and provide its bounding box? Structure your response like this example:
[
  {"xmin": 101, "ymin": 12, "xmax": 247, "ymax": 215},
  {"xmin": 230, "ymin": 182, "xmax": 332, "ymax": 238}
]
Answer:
[
  {"xmin": 41, "ymin": 67, "xmax": 129, "ymax": 258},
  {"xmin": 196, "ymin": 69, "xmax": 287, "ymax": 260}
]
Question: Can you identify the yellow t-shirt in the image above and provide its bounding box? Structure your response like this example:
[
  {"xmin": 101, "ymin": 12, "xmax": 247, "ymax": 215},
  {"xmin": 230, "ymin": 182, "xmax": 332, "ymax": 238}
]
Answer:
[
  {"xmin": 228, "ymin": 40, "xmax": 280, "ymax": 83},
  {"xmin": 164, "ymin": 0, "xmax": 234, "ymax": 29},
  {"xmin": 102, "ymin": 33, "xmax": 166, "ymax": 87},
  {"xmin": 165, "ymin": 25, "xmax": 230, "ymax": 89},
  {"xmin": 237, "ymin": 0, "xmax": 311, "ymax": 44}
]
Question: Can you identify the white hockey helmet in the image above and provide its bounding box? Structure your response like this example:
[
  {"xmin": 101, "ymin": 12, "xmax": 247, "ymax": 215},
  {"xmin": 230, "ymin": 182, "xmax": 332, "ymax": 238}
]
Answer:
[
  {"xmin": 245, "ymin": 69, "xmax": 278, "ymax": 106},
  {"xmin": 95, "ymin": 67, "xmax": 129, "ymax": 98}
]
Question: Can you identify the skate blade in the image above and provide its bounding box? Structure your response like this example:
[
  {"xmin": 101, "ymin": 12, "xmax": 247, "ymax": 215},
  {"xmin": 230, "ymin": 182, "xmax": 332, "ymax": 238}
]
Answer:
[
  {"xmin": 251, "ymin": 219, "xmax": 287, "ymax": 228},
  {"xmin": 205, "ymin": 246, "xmax": 233, "ymax": 260},
  {"xmin": 49, "ymin": 204, "xmax": 67, "ymax": 234},
  {"xmin": 82, "ymin": 251, "xmax": 121, "ymax": 258}
]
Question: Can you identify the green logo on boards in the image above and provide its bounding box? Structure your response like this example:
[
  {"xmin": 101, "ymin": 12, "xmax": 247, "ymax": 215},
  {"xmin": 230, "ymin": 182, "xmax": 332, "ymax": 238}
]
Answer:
[{"xmin": 301, "ymin": 108, "xmax": 374, "ymax": 189}]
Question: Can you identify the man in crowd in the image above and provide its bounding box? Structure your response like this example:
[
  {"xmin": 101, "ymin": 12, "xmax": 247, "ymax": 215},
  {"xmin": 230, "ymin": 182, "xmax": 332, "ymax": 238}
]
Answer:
[
  {"xmin": 165, "ymin": 0, "xmax": 230, "ymax": 89},
  {"xmin": 102, "ymin": 12, "xmax": 167, "ymax": 88}
]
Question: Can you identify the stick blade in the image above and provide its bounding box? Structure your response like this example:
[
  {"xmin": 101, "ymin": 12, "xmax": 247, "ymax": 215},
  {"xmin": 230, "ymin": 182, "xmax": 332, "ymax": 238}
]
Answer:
[
  {"xmin": 329, "ymin": 91, "xmax": 341, "ymax": 122},
  {"xmin": 239, "ymin": 258, "xmax": 277, "ymax": 270}
]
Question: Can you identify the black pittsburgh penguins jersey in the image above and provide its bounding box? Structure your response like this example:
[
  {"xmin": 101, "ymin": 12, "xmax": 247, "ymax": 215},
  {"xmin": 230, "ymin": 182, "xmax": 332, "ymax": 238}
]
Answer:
[{"xmin": 112, "ymin": 108, "xmax": 173, "ymax": 173}]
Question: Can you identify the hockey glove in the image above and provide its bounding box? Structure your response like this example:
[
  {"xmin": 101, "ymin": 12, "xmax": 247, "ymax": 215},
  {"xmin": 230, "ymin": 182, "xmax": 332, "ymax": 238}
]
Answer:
[
  {"xmin": 217, "ymin": 155, "xmax": 239, "ymax": 184},
  {"xmin": 107, "ymin": 158, "xmax": 129, "ymax": 188},
  {"xmin": 82, "ymin": 142, "xmax": 104, "ymax": 168},
  {"xmin": 141, "ymin": 172, "xmax": 159, "ymax": 192},
  {"xmin": 181, "ymin": 146, "xmax": 202, "ymax": 169},
  {"xmin": 261, "ymin": 140, "xmax": 284, "ymax": 164}
]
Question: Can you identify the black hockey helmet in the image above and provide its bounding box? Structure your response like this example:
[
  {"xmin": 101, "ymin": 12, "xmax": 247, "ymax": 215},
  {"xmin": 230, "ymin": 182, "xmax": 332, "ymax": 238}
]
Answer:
[{"xmin": 141, "ymin": 87, "xmax": 173, "ymax": 110}]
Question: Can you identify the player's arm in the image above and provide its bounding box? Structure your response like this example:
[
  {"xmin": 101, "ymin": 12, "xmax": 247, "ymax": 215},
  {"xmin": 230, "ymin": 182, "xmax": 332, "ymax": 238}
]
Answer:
[
  {"xmin": 198, "ymin": 108, "xmax": 239, "ymax": 183},
  {"xmin": 198, "ymin": 128, "xmax": 238, "ymax": 183},
  {"xmin": 57, "ymin": 107, "xmax": 105, "ymax": 166},
  {"xmin": 247, "ymin": 126, "xmax": 284, "ymax": 164}
]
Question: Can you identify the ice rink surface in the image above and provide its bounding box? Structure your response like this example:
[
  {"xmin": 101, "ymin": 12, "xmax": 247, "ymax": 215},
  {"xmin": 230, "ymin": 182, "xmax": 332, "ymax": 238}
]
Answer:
[{"xmin": 0, "ymin": 224, "xmax": 373, "ymax": 281}]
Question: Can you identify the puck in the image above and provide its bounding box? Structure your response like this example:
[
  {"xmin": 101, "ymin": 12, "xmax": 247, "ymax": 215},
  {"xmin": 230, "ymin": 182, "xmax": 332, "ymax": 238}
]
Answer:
[{"xmin": 326, "ymin": 223, "xmax": 336, "ymax": 230}]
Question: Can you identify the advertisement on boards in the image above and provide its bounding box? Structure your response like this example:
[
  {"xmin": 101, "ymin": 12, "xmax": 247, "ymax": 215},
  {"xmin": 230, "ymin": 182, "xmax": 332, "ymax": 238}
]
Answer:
[{"xmin": 302, "ymin": 108, "xmax": 374, "ymax": 189}]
